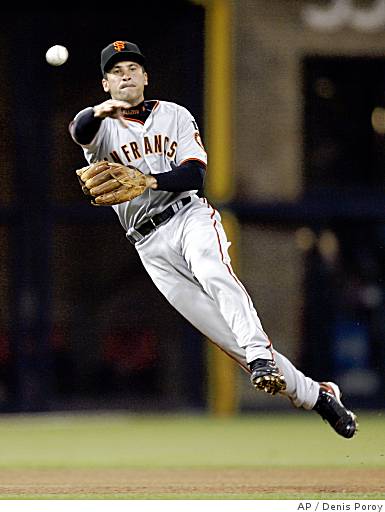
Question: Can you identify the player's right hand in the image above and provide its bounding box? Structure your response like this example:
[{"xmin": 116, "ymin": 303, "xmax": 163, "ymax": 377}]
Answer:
[{"xmin": 93, "ymin": 100, "xmax": 130, "ymax": 126}]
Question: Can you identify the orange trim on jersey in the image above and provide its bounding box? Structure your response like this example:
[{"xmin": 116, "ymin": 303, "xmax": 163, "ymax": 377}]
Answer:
[
  {"xmin": 204, "ymin": 197, "xmax": 276, "ymax": 359},
  {"xmin": 179, "ymin": 157, "xmax": 207, "ymax": 167},
  {"xmin": 208, "ymin": 201, "xmax": 276, "ymax": 360},
  {"xmin": 207, "ymin": 202, "xmax": 253, "ymax": 308},
  {"xmin": 121, "ymin": 101, "xmax": 159, "ymax": 125}
]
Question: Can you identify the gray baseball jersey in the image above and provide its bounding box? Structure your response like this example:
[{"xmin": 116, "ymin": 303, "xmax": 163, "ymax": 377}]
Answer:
[{"xmin": 72, "ymin": 100, "xmax": 207, "ymax": 232}]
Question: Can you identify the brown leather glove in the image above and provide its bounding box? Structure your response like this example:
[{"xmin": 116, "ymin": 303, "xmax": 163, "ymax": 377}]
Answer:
[{"xmin": 76, "ymin": 161, "xmax": 150, "ymax": 206}]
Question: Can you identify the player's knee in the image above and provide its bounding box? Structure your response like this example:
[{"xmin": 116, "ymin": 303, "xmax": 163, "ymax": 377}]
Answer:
[{"xmin": 194, "ymin": 265, "xmax": 230, "ymax": 294}]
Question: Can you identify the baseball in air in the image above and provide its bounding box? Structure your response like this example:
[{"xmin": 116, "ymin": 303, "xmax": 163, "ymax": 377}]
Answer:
[{"xmin": 45, "ymin": 45, "xmax": 69, "ymax": 66}]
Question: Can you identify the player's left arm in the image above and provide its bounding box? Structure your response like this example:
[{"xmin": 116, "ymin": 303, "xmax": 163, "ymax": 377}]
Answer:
[{"xmin": 149, "ymin": 160, "xmax": 205, "ymax": 192}]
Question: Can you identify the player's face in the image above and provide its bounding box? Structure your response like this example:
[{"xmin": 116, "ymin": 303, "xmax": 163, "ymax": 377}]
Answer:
[{"xmin": 102, "ymin": 61, "xmax": 148, "ymax": 105}]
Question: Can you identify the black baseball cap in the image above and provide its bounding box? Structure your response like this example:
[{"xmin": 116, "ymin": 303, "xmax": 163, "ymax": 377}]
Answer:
[{"xmin": 101, "ymin": 41, "xmax": 146, "ymax": 74}]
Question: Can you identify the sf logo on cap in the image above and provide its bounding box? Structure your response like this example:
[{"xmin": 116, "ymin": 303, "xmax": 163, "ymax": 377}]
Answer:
[{"xmin": 113, "ymin": 41, "xmax": 126, "ymax": 52}]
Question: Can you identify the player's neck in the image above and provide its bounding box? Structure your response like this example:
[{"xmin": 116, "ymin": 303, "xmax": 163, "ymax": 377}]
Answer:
[{"xmin": 121, "ymin": 94, "xmax": 145, "ymax": 109}]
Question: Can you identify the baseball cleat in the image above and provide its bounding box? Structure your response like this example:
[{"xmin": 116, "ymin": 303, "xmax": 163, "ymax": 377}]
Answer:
[
  {"xmin": 313, "ymin": 382, "xmax": 358, "ymax": 439},
  {"xmin": 249, "ymin": 358, "xmax": 287, "ymax": 395}
]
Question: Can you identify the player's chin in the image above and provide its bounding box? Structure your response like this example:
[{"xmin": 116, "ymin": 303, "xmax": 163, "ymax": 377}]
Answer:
[{"xmin": 118, "ymin": 89, "xmax": 141, "ymax": 102}]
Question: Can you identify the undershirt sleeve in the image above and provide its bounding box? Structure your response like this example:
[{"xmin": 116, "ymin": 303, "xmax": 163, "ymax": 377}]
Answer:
[
  {"xmin": 154, "ymin": 160, "xmax": 206, "ymax": 192},
  {"xmin": 71, "ymin": 107, "xmax": 103, "ymax": 145}
]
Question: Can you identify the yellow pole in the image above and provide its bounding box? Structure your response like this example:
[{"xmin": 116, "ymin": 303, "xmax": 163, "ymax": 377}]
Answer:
[
  {"xmin": 204, "ymin": 0, "xmax": 233, "ymax": 202},
  {"xmin": 199, "ymin": 0, "xmax": 238, "ymax": 415},
  {"xmin": 207, "ymin": 209, "xmax": 240, "ymax": 416}
]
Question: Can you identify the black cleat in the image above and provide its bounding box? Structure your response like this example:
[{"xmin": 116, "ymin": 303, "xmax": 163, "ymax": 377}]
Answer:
[
  {"xmin": 249, "ymin": 358, "xmax": 287, "ymax": 395},
  {"xmin": 313, "ymin": 382, "xmax": 358, "ymax": 439}
]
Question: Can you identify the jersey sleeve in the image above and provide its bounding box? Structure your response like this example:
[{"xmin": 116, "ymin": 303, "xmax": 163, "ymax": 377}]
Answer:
[{"xmin": 175, "ymin": 106, "xmax": 207, "ymax": 167}]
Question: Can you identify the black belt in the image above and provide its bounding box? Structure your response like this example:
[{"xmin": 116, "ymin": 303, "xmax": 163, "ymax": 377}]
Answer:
[{"xmin": 127, "ymin": 196, "xmax": 191, "ymax": 244}]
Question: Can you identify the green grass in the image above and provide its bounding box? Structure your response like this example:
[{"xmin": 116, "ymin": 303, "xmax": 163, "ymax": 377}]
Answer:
[
  {"xmin": 0, "ymin": 410, "xmax": 383, "ymax": 499},
  {"xmin": 0, "ymin": 410, "xmax": 383, "ymax": 468}
]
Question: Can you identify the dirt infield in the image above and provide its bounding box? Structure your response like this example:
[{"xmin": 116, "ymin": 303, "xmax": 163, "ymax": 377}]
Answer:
[{"xmin": 0, "ymin": 468, "xmax": 383, "ymax": 496}]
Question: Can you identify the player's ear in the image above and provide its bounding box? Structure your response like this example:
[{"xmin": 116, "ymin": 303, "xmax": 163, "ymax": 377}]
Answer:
[
  {"xmin": 144, "ymin": 72, "xmax": 148, "ymax": 86},
  {"xmin": 102, "ymin": 78, "xmax": 110, "ymax": 93}
]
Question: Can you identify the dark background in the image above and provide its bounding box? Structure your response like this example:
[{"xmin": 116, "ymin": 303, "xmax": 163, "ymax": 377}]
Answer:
[
  {"xmin": 0, "ymin": 5, "xmax": 384, "ymax": 414},
  {"xmin": 0, "ymin": 5, "xmax": 206, "ymax": 412},
  {"xmin": 301, "ymin": 56, "xmax": 385, "ymax": 408}
]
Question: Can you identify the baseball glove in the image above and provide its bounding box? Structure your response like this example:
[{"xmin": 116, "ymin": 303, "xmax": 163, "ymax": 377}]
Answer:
[{"xmin": 76, "ymin": 161, "xmax": 148, "ymax": 206}]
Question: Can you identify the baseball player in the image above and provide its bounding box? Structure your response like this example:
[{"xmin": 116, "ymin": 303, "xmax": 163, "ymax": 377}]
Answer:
[{"xmin": 69, "ymin": 40, "xmax": 357, "ymax": 438}]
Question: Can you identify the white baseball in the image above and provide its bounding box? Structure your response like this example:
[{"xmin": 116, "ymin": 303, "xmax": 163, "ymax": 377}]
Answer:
[{"xmin": 45, "ymin": 45, "xmax": 69, "ymax": 66}]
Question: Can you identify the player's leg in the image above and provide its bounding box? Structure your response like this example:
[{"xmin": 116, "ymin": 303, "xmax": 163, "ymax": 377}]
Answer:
[
  {"xmin": 135, "ymin": 207, "xmax": 357, "ymax": 437},
  {"xmin": 135, "ymin": 225, "xmax": 318, "ymax": 410},
  {"xmin": 180, "ymin": 199, "xmax": 287, "ymax": 393},
  {"xmin": 180, "ymin": 200, "xmax": 273, "ymax": 363},
  {"xmin": 178, "ymin": 200, "xmax": 356, "ymax": 437}
]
